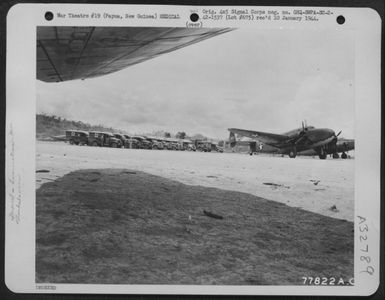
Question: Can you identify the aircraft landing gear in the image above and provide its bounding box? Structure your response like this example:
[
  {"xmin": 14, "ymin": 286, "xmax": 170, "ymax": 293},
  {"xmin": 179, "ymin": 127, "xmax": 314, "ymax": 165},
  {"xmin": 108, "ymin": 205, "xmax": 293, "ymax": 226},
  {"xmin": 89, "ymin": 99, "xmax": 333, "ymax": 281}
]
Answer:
[
  {"xmin": 332, "ymin": 152, "xmax": 340, "ymax": 159},
  {"xmin": 341, "ymin": 152, "xmax": 348, "ymax": 159},
  {"xmin": 288, "ymin": 148, "xmax": 297, "ymax": 158},
  {"xmin": 318, "ymin": 147, "xmax": 327, "ymax": 159}
]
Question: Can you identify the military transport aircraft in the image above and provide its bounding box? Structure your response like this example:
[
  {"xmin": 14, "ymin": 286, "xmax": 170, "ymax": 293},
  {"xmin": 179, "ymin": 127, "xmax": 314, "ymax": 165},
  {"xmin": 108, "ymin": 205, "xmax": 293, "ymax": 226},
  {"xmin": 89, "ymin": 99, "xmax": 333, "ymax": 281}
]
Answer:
[
  {"xmin": 37, "ymin": 27, "xmax": 232, "ymax": 82},
  {"xmin": 228, "ymin": 123, "xmax": 346, "ymax": 159}
]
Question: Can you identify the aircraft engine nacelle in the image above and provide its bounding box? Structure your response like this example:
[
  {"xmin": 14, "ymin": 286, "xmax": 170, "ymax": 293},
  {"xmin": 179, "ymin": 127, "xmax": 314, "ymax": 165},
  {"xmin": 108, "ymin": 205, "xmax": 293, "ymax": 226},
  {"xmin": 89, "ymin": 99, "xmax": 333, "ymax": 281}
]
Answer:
[
  {"xmin": 326, "ymin": 141, "xmax": 337, "ymax": 154},
  {"xmin": 229, "ymin": 131, "xmax": 237, "ymax": 147}
]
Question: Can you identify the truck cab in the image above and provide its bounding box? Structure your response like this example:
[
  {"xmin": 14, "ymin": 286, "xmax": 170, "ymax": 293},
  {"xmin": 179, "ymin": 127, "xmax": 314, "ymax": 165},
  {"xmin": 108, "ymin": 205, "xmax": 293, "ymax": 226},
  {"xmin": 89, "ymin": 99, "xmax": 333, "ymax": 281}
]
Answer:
[
  {"xmin": 65, "ymin": 130, "xmax": 89, "ymax": 145},
  {"xmin": 182, "ymin": 139, "xmax": 196, "ymax": 151},
  {"xmin": 113, "ymin": 133, "xmax": 127, "ymax": 148},
  {"xmin": 145, "ymin": 137, "xmax": 164, "ymax": 150},
  {"xmin": 123, "ymin": 135, "xmax": 141, "ymax": 149},
  {"xmin": 195, "ymin": 140, "xmax": 211, "ymax": 152},
  {"xmin": 88, "ymin": 131, "xmax": 122, "ymax": 148},
  {"xmin": 132, "ymin": 136, "xmax": 152, "ymax": 149},
  {"xmin": 163, "ymin": 138, "xmax": 177, "ymax": 150},
  {"xmin": 211, "ymin": 142, "xmax": 224, "ymax": 153}
]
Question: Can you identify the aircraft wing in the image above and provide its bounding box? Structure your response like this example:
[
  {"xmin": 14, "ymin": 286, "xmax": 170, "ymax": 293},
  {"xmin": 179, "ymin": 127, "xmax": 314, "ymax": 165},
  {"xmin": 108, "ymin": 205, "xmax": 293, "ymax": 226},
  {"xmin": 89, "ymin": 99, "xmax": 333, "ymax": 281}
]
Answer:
[
  {"xmin": 228, "ymin": 128, "xmax": 289, "ymax": 146},
  {"xmin": 37, "ymin": 27, "xmax": 232, "ymax": 82}
]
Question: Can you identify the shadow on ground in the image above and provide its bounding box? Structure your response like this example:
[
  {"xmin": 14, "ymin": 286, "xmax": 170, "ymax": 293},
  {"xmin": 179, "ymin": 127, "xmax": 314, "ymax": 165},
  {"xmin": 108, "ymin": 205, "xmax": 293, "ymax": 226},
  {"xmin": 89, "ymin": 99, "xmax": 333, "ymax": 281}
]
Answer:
[{"xmin": 36, "ymin": 169, "xmax": 353, "ymax": 285}]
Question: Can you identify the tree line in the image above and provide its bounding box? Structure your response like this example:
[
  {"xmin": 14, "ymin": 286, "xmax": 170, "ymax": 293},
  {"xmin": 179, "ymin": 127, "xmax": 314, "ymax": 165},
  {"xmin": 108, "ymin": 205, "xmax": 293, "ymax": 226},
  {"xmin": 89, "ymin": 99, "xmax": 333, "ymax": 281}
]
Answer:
[{"xmin": 36, "ymin": 114, "xmax": 118, "ymax": 139}]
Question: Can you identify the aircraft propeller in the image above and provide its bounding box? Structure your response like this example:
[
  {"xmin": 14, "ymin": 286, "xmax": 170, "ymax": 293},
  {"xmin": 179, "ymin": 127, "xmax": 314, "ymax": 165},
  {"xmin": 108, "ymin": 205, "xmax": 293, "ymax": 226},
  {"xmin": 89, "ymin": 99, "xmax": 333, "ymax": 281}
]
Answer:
[
  {"xmin": 333, "ymin": 130, "xmax": 342, "ymax": 141},
  {"xmin": 330, "ymin": 130, "xmax": 342, "ymax": 146},
  {"xmin": 301, "ymin": 120, "xmax": 309, "ymax": 133},
  {"xmin": 295, "ymin": 134, "xmax": 307, "ymax": 145},
  {"xmin": 296, "ymin": 120, "xmax": 308, "ymax": 143}
]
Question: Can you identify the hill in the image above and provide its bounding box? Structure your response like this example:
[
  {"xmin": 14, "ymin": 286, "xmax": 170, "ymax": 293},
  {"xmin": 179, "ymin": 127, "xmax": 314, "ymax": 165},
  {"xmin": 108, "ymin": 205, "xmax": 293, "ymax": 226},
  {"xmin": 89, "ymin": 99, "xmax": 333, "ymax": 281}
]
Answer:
[
  {"xmin": 36, "ymin": 114, "xmax": 120, "ymax": 139},
  {"xmin": 36, "ymin": 114, "xmax": 221, "ymax": 143}
]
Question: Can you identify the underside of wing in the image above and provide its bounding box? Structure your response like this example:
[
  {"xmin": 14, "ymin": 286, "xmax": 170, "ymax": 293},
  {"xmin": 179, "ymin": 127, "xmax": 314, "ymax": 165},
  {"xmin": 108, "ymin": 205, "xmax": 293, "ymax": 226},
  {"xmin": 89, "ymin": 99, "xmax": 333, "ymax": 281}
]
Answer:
[
  {"xmin": 228, "ymin": 128, "xmax": 289, "ymax": 147},
  {"xmin": 37, "ymin": 27, "xmax": 233, "ymax": 82}
]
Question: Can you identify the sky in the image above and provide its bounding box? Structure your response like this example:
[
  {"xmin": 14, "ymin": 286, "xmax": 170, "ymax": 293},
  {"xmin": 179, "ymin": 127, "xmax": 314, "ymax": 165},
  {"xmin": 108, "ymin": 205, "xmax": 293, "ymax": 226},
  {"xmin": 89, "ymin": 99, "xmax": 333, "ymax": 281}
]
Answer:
[{"xmin": 37, "ymin": 28, "xmax": 355, "ymax": 139}]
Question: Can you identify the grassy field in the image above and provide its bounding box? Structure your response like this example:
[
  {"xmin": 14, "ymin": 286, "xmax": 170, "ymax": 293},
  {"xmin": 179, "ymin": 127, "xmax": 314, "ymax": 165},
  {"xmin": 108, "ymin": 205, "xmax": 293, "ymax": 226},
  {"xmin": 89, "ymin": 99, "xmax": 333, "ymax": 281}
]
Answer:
[{"xmin": 36, "ymin": 169, "xmax": 353, "ymax": 285}]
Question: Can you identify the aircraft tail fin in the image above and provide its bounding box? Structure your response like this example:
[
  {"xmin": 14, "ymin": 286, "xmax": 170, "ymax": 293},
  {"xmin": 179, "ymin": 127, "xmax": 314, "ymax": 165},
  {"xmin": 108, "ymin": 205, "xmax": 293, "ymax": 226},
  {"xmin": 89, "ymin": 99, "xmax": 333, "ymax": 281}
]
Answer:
[{"xmin": 229, "ymin": 131, "xmax": 237, "ymax": 147}]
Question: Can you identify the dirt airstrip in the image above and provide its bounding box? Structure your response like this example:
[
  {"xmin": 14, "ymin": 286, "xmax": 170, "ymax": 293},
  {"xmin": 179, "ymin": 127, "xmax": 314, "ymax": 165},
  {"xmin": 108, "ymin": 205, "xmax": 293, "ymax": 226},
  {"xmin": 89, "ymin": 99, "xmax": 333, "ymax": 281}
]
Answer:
[
  {"xmin": 36, "ymin": 141, "xmax": 354, "ymax": 285},
  {"xmin": 36, "ymin": 169, "xmax": 353, "ymax": 285},
  {"xmin": 36, "ymin": 141, "xmax": 355, "ymax": 221}
]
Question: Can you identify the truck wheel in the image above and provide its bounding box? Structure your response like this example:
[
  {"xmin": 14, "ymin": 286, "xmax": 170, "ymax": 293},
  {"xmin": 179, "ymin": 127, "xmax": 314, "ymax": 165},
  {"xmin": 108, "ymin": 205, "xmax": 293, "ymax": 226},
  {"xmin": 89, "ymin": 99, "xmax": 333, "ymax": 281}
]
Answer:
[
  {"xmin": 92, "ymin": 141, "xmax": 98, "ymax": 147},
  {"xmin": 69, "ymin": 140, "xmax": 74, "ymax": 145},
  {"xmin": 111, "ymin": 143, "xmax": 117, "ymax": 148}
]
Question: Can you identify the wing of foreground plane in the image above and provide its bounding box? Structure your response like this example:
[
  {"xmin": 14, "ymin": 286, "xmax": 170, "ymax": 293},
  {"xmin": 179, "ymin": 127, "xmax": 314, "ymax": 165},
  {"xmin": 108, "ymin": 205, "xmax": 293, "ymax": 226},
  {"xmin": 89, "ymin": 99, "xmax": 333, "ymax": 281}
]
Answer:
[
  {"xmin": 228, "ymin": 128, "xmax": 289, "ymax": 146},
  {"xmin": 37, "ymin": 27, "xmax": 233, "ymax": 82}
]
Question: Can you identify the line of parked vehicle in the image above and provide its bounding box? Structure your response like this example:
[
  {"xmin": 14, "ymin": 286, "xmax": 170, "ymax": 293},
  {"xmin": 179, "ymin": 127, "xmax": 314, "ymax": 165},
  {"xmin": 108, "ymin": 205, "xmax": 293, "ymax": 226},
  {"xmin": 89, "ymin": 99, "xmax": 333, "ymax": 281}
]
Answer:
[{"xmin": 65, "ymin": 130, "xmax": 224, "ymax": 152}]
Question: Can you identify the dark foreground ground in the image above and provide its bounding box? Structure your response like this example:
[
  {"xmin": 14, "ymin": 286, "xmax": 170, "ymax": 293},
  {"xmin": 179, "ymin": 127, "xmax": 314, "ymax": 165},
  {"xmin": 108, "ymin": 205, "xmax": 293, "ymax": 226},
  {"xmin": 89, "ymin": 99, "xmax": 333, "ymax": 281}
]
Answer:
[{"xmin": 36, "ymin": 169, "xmax": 353, "ymax": 285}]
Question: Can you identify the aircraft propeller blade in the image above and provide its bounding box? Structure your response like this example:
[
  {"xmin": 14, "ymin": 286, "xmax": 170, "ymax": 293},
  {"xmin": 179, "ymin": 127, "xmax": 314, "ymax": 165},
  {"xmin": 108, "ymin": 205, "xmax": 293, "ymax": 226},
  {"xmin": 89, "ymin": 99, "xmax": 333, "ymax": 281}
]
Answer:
[
  {"xmin": 301, "ymin": 120, "xmax": 309, "ymax": 132},
  {"xmin": 330, "ymin": 130, "xmax": 342, "ymax": 146},
  {"xmin": 295, "ymin": 134, "xmax": 307, "ymax": 145}
]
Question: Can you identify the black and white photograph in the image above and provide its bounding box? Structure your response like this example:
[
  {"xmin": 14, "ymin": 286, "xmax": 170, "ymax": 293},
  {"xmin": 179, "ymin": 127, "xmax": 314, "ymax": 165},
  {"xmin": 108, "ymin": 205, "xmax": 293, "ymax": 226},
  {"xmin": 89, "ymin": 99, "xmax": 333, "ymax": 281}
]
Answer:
[
  {"xmin": 35, "ymin": 25, "xmax": 355, "ymax": 285},
  {"xmin": 5, "ymin": 3, "xmax": 381, "ymax": 295}
]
